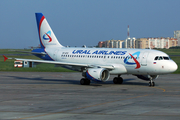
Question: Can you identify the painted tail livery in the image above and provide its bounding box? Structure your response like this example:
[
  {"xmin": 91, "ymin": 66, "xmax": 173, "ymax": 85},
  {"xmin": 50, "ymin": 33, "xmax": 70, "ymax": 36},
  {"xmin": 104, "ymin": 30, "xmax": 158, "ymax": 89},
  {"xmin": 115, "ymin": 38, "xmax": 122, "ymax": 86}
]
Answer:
[
  {"xmin": 3, "ymin": 13, "xmax": 178, "ymax": 87},
  {"xmin": 36, "ymin": 13, "xmax": 63, "ymax": 48}
]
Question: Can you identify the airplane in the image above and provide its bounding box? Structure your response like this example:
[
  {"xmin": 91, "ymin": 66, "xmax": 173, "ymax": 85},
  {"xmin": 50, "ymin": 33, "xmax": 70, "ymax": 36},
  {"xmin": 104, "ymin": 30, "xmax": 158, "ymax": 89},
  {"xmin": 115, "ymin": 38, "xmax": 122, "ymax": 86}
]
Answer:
[{"xmin": 3, "ymin": 13, "xmax": 178, "ymax": 87}]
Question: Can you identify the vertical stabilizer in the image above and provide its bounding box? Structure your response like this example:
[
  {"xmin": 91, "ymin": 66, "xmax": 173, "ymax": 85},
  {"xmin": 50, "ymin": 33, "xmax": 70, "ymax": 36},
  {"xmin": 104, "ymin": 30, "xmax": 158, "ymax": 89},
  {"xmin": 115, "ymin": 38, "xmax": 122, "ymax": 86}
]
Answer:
[{"xmin": 35, "ymin": 13, "xmax": 63, "ymax": 48}]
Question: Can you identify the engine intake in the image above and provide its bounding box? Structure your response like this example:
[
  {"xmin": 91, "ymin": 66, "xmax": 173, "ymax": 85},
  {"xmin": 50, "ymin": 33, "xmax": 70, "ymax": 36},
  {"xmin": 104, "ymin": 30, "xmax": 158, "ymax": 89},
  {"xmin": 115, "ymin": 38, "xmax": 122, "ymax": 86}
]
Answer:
[{"xmin": 85, "ymin": 68, "xmax": 110, "ymax": 82}]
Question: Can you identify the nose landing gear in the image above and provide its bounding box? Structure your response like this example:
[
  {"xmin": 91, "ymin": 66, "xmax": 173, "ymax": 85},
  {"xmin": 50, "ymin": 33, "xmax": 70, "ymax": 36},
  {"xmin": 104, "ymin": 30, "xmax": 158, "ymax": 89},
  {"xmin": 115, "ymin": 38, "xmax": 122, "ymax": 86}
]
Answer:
[{"xmin": 149, "ymin": 77, "xmax": 155, "ymax": 87}]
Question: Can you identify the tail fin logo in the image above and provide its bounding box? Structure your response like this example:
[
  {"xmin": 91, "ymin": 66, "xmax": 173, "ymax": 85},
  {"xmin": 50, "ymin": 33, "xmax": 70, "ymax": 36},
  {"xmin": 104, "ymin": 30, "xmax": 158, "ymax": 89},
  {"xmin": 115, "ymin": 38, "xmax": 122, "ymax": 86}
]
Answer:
[
  {"xmin": 43, "ymin": 30, "xmax": 52, "ymax": 42},
  {"xmin": 124, "ymin": 51, "xmax": 141, "ymax": 69}
]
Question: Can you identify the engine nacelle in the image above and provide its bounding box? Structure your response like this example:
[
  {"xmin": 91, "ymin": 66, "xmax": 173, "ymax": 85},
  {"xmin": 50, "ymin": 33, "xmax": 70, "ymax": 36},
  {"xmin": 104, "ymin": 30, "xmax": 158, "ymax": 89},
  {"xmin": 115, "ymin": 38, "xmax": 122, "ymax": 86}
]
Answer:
[
  {"xmin": 85, "ymin": 68, "xmax": 110, "ymax": 82},
  {"xmin": 136, "ymin": 75, "xmax": 159, "ymax": 81}
]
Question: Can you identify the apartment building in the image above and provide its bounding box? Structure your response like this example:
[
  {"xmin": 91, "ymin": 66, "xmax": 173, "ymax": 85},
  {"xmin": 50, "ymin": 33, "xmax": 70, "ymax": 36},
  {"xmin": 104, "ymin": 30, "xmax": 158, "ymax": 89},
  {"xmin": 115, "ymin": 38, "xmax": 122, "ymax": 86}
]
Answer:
[
  {"xmin": 124, "ymin": 37, "xmax": 136, "ymax": 48},
  {"xmin": 98, "ymin": 40, "xmax": 123, "ymax": 48},
  {"xmin": 174, "ymin": 30, "xmax": 180, "ymax": 46},
  {"xmin": 98, "ymin": 37, "xmax": 178, "ymax": 49},
  {"xmin": 135, "ymin": 38, "xmax": 149, "ymax": 49}
]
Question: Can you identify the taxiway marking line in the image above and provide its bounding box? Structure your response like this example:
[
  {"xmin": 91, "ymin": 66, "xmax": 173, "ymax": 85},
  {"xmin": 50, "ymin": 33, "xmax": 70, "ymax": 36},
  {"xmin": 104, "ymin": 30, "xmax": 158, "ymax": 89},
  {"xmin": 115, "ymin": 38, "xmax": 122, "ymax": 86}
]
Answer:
[{"xmin": 153, "ymin": 87, "xmax": 166, "ymax": 92}]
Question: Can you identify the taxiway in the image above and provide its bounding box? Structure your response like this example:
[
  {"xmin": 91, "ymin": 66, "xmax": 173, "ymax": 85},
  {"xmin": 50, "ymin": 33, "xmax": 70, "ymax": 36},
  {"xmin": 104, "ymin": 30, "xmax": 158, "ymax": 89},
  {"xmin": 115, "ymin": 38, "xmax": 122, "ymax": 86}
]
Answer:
[{"xmin": 0, "ymin": 72, "xmax": 180, "ymax": 120}]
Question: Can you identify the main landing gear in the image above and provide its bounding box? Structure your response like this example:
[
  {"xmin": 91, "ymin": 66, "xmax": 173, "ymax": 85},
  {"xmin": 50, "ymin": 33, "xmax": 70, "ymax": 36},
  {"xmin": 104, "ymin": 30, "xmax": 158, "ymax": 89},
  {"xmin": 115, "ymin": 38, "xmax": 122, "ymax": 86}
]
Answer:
[
  {"xmin": 80, "ymin": 78, "xmax": 90, "ymax": 85},
  {"xmin": 113, "ymin": 75, "xmax": 123, "ymax": 84}
]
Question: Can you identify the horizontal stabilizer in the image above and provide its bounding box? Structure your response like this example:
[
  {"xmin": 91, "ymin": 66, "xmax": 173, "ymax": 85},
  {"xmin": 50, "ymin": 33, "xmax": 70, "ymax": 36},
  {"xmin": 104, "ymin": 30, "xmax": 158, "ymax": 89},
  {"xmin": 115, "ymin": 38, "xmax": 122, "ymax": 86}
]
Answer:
[{"xmin": 3, "ymin": 55, "xmax": 8, "ymax": 62}]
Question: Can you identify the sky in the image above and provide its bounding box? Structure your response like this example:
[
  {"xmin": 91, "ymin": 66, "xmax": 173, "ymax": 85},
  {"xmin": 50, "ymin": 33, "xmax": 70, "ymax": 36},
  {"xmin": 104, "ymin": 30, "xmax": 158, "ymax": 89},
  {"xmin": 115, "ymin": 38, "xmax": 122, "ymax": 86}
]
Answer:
[{"xmin": 1, "ymin": 0, "xmax": 180, "ymax": 49}]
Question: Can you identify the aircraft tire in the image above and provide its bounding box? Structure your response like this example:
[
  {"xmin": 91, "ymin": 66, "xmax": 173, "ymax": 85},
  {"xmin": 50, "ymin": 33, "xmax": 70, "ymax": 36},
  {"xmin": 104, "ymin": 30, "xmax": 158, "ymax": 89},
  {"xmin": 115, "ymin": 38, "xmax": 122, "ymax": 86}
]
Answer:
[
  {"xmin": 113, "ymin": 77, "xmax": 118, "ymax": 84},
  {"xmin": 152, "ymin": 82, "xmax": 155, "ymax": 86},
  {"xmin": 113, "ymin": 77, "xmax": 123, "ymax": 84},
  {"xmin": 118, "ymin": 77, "xmax": 123, "ymax": 84},
  {"xmin": 80, "ymin": 78, "xmax": 86, "ymax": 85},
  {"xmin": 85, "ymin": 79, "xmax": 90, "ymax": 85},
  {"xmin": 80, "ymin": 78, "xmax": 90, "ymax": 85},
  {"xmin": 149, "ymin": 82, "xmax": 155, "ymax": 87}
]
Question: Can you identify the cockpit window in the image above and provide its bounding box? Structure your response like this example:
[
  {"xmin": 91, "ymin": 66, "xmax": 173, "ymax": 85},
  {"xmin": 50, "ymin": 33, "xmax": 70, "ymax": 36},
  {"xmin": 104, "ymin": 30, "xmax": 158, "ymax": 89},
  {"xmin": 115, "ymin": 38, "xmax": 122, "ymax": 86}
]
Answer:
[
  {"xmin": 158, "ymin": 56, "xmax": 163, "ymax": 60},
  {"xmin": 154, "ymin": 56, "xmax": 170, "ymax": 60},
  {"xmin": 163, "ymin": 56, "xmax": 169, "ymax": 60},
  {"xmin": 154, "ymin": 56, "xmax": 158, "ymax": 60}
]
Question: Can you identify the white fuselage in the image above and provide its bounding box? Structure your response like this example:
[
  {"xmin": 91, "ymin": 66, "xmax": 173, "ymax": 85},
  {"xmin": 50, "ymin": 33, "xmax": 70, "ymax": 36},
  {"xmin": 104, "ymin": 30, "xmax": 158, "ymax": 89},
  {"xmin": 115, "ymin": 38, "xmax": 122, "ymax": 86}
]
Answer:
[{"xmin": 45, "ymin": 47, "xmax": 178, "ymax": 75}]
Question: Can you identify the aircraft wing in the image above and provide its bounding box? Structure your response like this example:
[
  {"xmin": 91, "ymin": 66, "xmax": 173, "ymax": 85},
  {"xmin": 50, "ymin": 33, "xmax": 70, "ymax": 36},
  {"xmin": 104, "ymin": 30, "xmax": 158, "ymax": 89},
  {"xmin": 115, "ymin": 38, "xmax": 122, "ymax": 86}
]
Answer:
[{"xmin": 3, "ymin": 56, "xmax": 114, "ymax": 69}]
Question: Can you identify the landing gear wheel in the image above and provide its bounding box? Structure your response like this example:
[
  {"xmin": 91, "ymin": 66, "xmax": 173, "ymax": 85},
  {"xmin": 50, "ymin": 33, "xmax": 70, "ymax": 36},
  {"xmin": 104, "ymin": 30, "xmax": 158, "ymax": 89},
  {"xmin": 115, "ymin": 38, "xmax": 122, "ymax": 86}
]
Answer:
[
  {"xmin": 118, "ymin": 77, "xmax": 123, "ymax": 84},
  {"xmin": 80, "ymin": 78, "xmax": 85, "ymax": 85},
  {"xmin": 80, "ymin": 78, "xmax": 90, "ymax": 85},
  {"xmin": 149, "ymin": 81, "xmax": 155, "ymax": 87},
  {"xmin": 149, "ymin": 82, "xmax": 151, "ymax": 87},
  {"xmin": 152, "ymin": 82, "xmax": 155, "ymax": 86},
  {"xmin": 85, "ymin": 79, "xmax": 90, "ymax": 85},
  {"xmin": 113, "ymin": 77, "xmax": 118, "ymax": 84},
  {"xmin": 113, "ymin": 77, "xmax": 123, "ymax": 84}
]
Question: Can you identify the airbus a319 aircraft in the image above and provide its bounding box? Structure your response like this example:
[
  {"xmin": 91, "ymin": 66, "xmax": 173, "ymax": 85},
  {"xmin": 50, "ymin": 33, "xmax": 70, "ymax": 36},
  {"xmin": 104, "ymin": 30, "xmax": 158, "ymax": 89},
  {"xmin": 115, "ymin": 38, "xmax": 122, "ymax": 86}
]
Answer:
[{"xmin": 4, "ymin": 13, "xmax": 178, "ymax": 86}]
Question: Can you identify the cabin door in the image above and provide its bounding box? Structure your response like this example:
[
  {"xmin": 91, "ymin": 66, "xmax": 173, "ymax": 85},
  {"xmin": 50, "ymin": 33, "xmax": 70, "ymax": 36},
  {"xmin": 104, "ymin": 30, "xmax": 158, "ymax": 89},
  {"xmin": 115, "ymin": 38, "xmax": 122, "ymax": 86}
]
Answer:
[{"xmin": 141, "ymin": 52, "xmax": 149, "ymax": 66}]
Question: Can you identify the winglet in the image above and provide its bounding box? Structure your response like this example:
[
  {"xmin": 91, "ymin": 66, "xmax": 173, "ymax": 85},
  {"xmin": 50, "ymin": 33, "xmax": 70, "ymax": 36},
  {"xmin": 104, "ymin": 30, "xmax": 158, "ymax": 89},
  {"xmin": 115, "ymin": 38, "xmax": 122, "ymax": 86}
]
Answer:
[{"xmin": 3, "ymin": 55, "xmax": 8, "ymax": 62}]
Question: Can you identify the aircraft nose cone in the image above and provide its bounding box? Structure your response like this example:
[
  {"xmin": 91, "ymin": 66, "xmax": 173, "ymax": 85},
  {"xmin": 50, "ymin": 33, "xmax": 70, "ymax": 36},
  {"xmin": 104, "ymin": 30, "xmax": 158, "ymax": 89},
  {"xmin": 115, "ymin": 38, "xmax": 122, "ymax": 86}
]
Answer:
[{"xmin": 169, "ymin": 61, "xmax": 178, "ymax": 73}]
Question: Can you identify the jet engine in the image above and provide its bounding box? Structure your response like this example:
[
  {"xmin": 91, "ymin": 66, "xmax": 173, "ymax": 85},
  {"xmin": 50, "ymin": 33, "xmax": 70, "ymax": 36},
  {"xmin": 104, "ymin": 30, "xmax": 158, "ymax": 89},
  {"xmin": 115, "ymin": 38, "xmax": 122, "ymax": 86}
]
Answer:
[
  {"xmin": 136, "ymin": 75, "xmax": 159, "ymax": 81},
  {"xmin": 85, "ymin": 68, "xmax": 110, "ymax": 82}
]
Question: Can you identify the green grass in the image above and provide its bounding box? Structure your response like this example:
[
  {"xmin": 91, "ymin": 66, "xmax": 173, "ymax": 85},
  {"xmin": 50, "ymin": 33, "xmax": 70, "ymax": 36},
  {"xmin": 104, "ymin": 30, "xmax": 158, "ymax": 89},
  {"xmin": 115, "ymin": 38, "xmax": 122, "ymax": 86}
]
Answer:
[
  {"xmin": 156, "ymin": 49, "xmax": 180, "ymax": 55},
  {"xmin": 0, "ymin": 49, "xmax": 31, "ymax": 54},
  {"xmin": 0, "ymin": 49, "xmax": 74, "ymax": 72},
  {"xmin": 0, "ymin": 49, "xmax": 180, "ymax": 73}
]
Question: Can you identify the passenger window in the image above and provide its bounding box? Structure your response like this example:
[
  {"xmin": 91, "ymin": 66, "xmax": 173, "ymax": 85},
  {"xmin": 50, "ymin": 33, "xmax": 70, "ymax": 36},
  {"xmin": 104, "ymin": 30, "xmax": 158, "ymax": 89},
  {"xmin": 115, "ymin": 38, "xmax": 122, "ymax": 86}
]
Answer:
[{"xmin": 154, "ymin": 56, "xmax": 158, "ymax": 60}]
